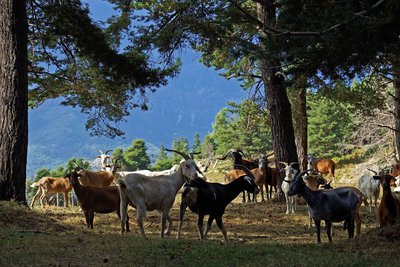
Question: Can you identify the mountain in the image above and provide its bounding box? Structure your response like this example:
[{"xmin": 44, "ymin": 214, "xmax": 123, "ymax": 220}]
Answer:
[{"xmin": 27, "ymin": 52, "xmax": 246, "ymax": 177}]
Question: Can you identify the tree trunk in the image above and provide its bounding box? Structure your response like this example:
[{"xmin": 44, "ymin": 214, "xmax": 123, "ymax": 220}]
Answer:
[
  {"xmin": 292, "ymin": 83, "xmax": 308, "ymax": 171},
  {"xmin": 393, "ymin": 57, "xmax": 400, "ymax": 160},
  {"xmin": 257, "ymin": 2, "xmax": 298, "ymax": 165},
  {"xmin": 0, "ymin": 0, "xmax": 28, "ymax": 203},
  {"xmin": 257, "ymin": 2, "xmax": 298, "ymax": 201}
]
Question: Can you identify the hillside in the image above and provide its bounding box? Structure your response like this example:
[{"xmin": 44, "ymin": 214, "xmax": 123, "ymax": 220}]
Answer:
[{"xmin": 27, "ymin": 52, "xmax": 246, "ymax": 177}]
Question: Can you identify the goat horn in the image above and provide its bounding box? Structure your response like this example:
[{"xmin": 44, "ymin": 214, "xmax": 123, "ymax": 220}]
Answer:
[
  {"xmin": 266, "ymin": 152, "xmax": 274, "ymax": 158},
  {"xmin": 289, "ymin": 162, "xmax": 298, "ymax": 168},
  {"xmin": 165, "ymin": 148, "xmax": 191, "ymax": 160},
  {"xmin": 189, "ymin": 151, "xmax": 201, "ymax": 159},
  {"xmin": 295, "ymin": 169, "xmax": 313, "ymax": 179},
  {"xmin": 217, "ymin": 148, "xmax": 234, "ymax": 160},
  {"xmin": 98, "ymin": 150, "xmax": 104, "ymax": 154},
  {"xmin": 235, "ymin": 164, "xmax": 255, "ymax": 180},
  {"xmin": 105, "ymin": 149, "xmax": 113, "ymax": 155},
  {"xmin": 367, "ymin": 168, "xmax": 378, "ymax": 175},
  {"xmin": 237, "ymin": 149, "xmax": 245, "ymax": 156},
  {"xmin": 73, "ymin": 162, "xmax": 86, "ymax": 172}
]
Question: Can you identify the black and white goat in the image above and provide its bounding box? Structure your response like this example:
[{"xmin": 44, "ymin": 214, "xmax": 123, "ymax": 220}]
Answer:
[
  {"xmin": 288, "ymin": 170, "xmax": 364, "ymax": 243},
  {"xmin": 176, "ymin": 165, "xmax": 259, "ymax": 243}
]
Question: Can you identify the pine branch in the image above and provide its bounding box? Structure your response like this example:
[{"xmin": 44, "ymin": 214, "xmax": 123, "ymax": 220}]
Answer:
[{"xmin": 377, "ymin": 124, "xmax": 400, "ymax": 133}]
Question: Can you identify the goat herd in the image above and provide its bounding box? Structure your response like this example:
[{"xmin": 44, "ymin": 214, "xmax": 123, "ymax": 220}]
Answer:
[{"xmin": 29, "ymin": 148, "xmax": 400, "ymax": 244}]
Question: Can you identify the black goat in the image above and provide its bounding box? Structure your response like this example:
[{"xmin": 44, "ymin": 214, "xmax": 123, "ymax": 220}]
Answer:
[
  {"xmin": 288, "ymin": 170, "xmax": 364, "ymax": 243},
  {"xmin": 176, "ymin": 165, "xmax": 259, "ymax": 243},
  {"xmin": 218, "ymin": 148, "xmax": 265, "ymax": 170}
]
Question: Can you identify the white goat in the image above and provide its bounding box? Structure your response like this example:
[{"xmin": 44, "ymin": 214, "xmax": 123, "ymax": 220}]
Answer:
[
  {"xmin": 126, "ymin": 164, "xmax": 180, "ymax": 177},
  {"xmin": 97, "ymin": 150, "xmax": 113, "ymax": 171},
  {"xmin": 279, "ymin": 162, "xmax": 298, "ymax": 214},
  {"xmin": 358, "ymin": 169, "xmax": 381, "ymax": 212},
  {"xmin": 118, "ymin": 149, "xmax": 200, "ymax": 239}
]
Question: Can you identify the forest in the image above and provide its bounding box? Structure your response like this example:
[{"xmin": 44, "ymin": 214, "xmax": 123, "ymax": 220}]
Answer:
[{"xmin": 1, "ymin": 0, "xmax": 400, "ymax": 266}]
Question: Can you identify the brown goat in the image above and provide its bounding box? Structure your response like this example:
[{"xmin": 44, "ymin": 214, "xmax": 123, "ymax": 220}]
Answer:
[
  {"xmin": 389, "ymin": 160, "xmax": 400, "ymax": 187},
  {"xmin": 373, "ymin": 173, "xmax": 400, "ymax": 227},
  {"xmin": 76, "ymin": 169, "xmax": 116, "ymax": 187},
  {"xmin": 224, "ymin": 168, "xmax": 266, "ymax": 202},
  {"xmin": 307, "ymin": 155, "xmax": 336, "ymax": 178},
  {"xmin": 67, "ymin": 171, "xmax": 130, "ymax": 230},
  {"xmin": 218, "ymin": 148, "xmax": 270, "ymax": 170},
  {"xmin": 30, "ymin": 176, "xmax": 72, "ymax": 208},
  {"xmin": 264, "ymin": 167, "xmax": 279, "ymax": 200}
]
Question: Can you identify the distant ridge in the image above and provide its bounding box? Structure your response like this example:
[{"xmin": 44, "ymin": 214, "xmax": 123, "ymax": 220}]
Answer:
[{"xmin": 27, "ymin": 52, "xmax": 246, "ymax": 177}]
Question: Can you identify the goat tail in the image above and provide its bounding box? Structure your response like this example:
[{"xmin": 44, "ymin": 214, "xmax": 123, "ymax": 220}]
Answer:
[
  {"xmin": 31, "ymin": 182, "xmax": 39, "ymax": 188},
  {"xmin": 118, "ymin": 179, "xmax": 128, "ymax": 190},
  {"xmin": 362, "ymin": 194, "xmax": 369, "ymax": 206}
]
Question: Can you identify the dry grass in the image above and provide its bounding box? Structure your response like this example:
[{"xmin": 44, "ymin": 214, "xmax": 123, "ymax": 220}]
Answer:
[{"xmin": 1, "ymin": 164, "xmax": 399, "ymax": 266}]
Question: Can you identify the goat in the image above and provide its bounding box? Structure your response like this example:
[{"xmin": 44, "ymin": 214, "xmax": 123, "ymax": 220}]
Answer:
[
  {"xmin": 279, "ymin": 162, "xmax": 298, "ymax": 214},
  {"xmin": 303, "ymin": 171, "xmax": 330, "ymax": 229},
  {"xmin": 218, "ymin": 148, "xmax": 271, "ymax": 170},
  {"xmin": 390, "ymin": 160, "xmax": 400, "ymax": 187},
  {"xmin": 97, "ymin": 149, "xmax": 113, "ymax": 171},
  {"xmin": 373, "ymin": 173, "xmax": 400, "ymax": 227},
  {"xmin": 358, "ymin": 169, "xmax": 381, "ymax": 212},
  {"xmin": 307, "ymin": 154, "xmax": 336, "ymax": 179},
  {"xmin": 288, "ymin": 170, "xmax": 364, "ymax": 243},
  {"xmin": 224, "ymin": 157, "xmax": 267, "ymax": 202},
  {"xmin": 224, "ymin": 169, "xmax": 252, "ymax": 202},
  {"xmin": 264, "ymin": 165, "xmax": 280, "ymax": 200},
  {"xmin": 30, "ymin": 176, "xmax": 72, "ymax": 208},
  {"xmin": 118, "ymin": 149, "xmax": 199, "ymax": 239},
  {"xmin": 223, "ymin": 156, "xmax": 267, "ymax": 202},
  {"xmin": 66, "ymin": 171, "xmax": 129, "ymax": 230},
  {"xmin": 176, "ymin": 165, "xmax": 259, "ymax": 243},
  {"xmin": 127, "ymin": 164, "xmax": 180, "ymax": 177},
  {"xmin": 76, "ymin": 160, "xmax": 119, "ymax": 187}
]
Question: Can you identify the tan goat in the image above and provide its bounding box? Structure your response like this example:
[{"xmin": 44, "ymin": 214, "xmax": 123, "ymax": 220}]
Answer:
[
  {"xmin": 30, "ymin": 176, "xmax": 72, "ymax": 208},
  {"xmin": 76, "ymin": 160, "xmax": 119, "ymax": 187}
]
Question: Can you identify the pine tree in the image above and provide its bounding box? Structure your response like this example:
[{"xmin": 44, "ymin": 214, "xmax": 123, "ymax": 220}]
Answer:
[
  {"xmin": 153, "ymin": 145, "xmax": 174, "ymax": 171},
  {"xmin": 123, "ymin": 139, "xmax": 151, "ymax": 171},
  {"xmin": 193, "ymin": 133, "xmax": 201, "ymax": 153}
]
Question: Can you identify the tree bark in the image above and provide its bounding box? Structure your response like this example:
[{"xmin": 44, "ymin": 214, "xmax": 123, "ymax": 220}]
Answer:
[
  {"xmin": 257, "ymin": 2, "xmax": 298, "ymax": 165},
  {"xmin": 0, "ymin": 0, "xmax": 28, "ymax": 203},
  {"xmin": 292, "ymin": 83, "xmax": 308, "ymax": 171},
  {"xmin": 392, "ymin": 55, "xmax": 400, "ymax": 160}
]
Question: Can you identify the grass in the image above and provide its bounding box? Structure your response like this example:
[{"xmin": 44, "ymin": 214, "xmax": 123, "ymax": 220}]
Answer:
[
  {"xmin": 1, "ymin": 194, "xmax": 399, "ymax": 266},
  {"xmin": 2, "ymin": 156, "xmax": 399, "ymax": 266}
]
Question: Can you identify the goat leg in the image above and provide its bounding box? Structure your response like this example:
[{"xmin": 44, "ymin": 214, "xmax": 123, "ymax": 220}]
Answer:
[
  {"xmin": 137, "ymin": 206, "xmax": 148, "ymax": 239},
  {"xmin": 325, "ymin": 220, "xmax": 332, "ymax": 242},
  {"xmin": 177, "ymin": 200, "xmax": 188, "ymax": 239},
  {"xmin": 30, "ymin": 188, "xmax": 41, "ymax": 209},
  {"xmin": 215, "ymin": 217, "xmax": 228, "ymax": 244},
  {"xmin": 347, "ymin": 218, "xmax": 355, "ymax": 239},
  {"xmin": 84, "ymin": 211, "xmax": 90, "ymax": 228},
  {"xmin": 166, "ymin": 214, "xmax": 172, "ymax": 237},
  {"xmin": 160, "ymin": 211, "xmax": 168, "ymax": 238},
  {"xmin": 89, "ymin": 210, "xmax": 94, "ymax": 229},
  {"xmin": 120, "ymin": 200, "xmax": 129, "ymax": 235},
  {"xmin": 197, "ymin": 214, "xmax": 205, "ymax": 240},
  {"xmin": 314, "ymin": 219, "xmax": 321, "ymax": 243},
  {"xmin": 203, "ymin": 215, "xmax": 214, "ymax": 239}
]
